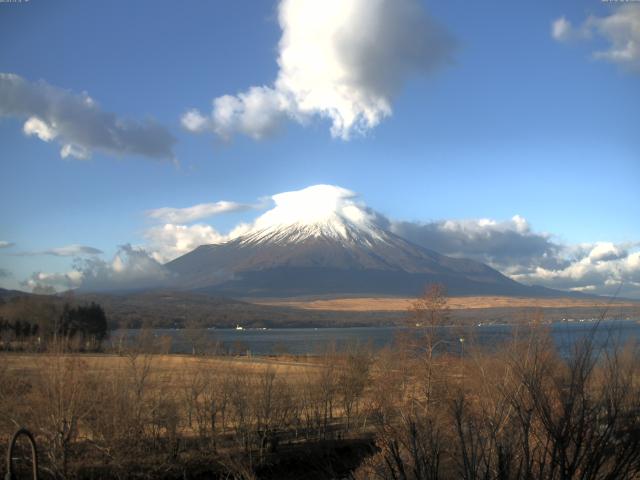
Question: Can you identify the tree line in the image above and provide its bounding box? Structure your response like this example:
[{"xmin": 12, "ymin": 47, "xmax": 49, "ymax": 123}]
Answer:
[{"xmin": 0, "ymin": 297, "xmax": 107, "ymax": 350}]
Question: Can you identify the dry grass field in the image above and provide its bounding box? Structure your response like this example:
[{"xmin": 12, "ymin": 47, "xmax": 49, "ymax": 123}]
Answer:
[
  {"xmin": 0, "ymin": 348, "xmax": 378, "ymax": 478},
  {"xmin": 2, "ymin": 327, "xmax": 640, "ymax": 479},
  {"xmin": 250, "ymin": 295, "xmax": 638, "ymax": 312},
  {"xmin": 0, "ymin": 352, "xmax": 322, "ymax": 387}
]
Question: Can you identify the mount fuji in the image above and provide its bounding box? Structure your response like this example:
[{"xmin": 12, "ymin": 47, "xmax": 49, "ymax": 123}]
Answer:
[{"xmin": 165, "ymin": 185, "xmax": 564, "ymax": 298}]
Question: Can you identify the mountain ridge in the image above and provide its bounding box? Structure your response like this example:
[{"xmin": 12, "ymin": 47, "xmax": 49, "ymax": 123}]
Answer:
[{"xmin": 165, "ymin": 205, "xmax": 576, "ymax": 298}]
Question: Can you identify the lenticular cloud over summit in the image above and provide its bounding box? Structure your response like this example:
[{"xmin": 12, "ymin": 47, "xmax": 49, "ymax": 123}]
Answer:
[
  {"xmin": 145, "ymin": 185, "xmax": 390, "ymax": 263},
  {"xmin": 247, "ymin": 185, "xmax": 387, "ymax": 237}
]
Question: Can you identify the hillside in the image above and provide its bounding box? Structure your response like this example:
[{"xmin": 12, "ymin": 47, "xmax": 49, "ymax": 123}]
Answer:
[{"xmin": 166, "ymin": 186, "xmax": 572, "ymax": 298}]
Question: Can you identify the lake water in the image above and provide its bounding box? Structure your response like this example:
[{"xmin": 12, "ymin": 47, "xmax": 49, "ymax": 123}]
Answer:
[{"xmin": 113, "ymin": 319, "xmax": 640, "ymax": 356}]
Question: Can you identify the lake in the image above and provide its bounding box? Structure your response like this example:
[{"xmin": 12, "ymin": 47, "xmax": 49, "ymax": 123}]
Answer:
[{"xmin": 112, "ymin": 319, "xmax": 640, "ymax": 356}]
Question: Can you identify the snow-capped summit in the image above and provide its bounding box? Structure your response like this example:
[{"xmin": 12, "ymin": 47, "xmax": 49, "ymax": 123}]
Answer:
[
  {"xmin": 236, "ymin": 184, "xmax": 389, "ymax": 246},
  {"xmin": 165, "ymin": 184, "xmax": 543, "ymax": 297}
]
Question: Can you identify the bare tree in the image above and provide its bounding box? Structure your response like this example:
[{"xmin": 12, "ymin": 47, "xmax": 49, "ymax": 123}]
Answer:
[
  {"xmin": 338, "ymin": 345, "xmax": 372, "ymax": 431},
  {"xmin": 409, "ymin": 283, "xmax": 450, "ymax": 329},
  {"xmin": 407, "ymin": 283, "xmax": 452, "ymax": 412},
  {"xmin": 32, "ymin": 342, "xmax": 93, "ymax": 477}
]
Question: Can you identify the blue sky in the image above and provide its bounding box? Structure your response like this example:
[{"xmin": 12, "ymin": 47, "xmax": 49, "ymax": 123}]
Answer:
[{"xmin": 1, "ymin": 0, "xmax": 639, "ymax": 297}]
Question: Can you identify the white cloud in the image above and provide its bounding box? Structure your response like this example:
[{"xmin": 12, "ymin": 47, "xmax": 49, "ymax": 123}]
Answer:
[
  {"xmin": 249, "ymin": 184, "xmax": 387, "ymax": 233},
  {"xmin": 14, "ymin": 244, "xmax": 103, "ymax": 257},
  {"xmin": 392, "ymin": 215, "xmax": 564, "ymax": 275},
  {"xmin": 60, "ymin": 143, "xmax": 91, "ymax": 160},
  {"xmin": 78, "ymin": 245, "xmax": 172, "ymax": 291},
  {"xmin": 0, "ymin": 241, "xmax": 14, "ymax": 249},
  {"xmin": 145, "ymin": 224, "xmax": 228, "ymax": 263},
  {"xmin": 591, "ymin": 5, "xmax": 640, "ymax": 68},
  {"xmin": 21, "ymin": 270, "xmax": 84, "ymax": 292},
  {"xmin": 392, "ymin": 216, "xmax": 640, "ymax": 298},
  {"xmin": 511, "ymin": 243, "xmax": 640, "ymax": 298},
  {"xmin": 180, "ymin": 109, "xmax": 209, "ymax": 132},
  {"xmin": 21, "ymin": 245, "xmax": 172, "ymax": 293},
  {"xmin": 146, "ymin": 200, "xmax": 256, "ymax": 224},
  {"xmin": 23, "ymin": 116, "xmax": 57, "ymax": 141},
  {"xmin": 46, "ymin": 244, "xmax": 103, "ymax": 257},
  {"xmin": 552, "ymin": 5, "xmax": 640, "ymax": 71},
  {"xmin": 208, "ymin": 87, "xmax": 289, "ymax": 140},
  {"xmin": 182, "ymin": 0, "xmax": 454, "ymax": 141},
  {"xmin": 588, "ymin": 242, "xmax": 628, "ymax": 262},
  {"xmin": 552, "ymin": 17, "xmax": 573, "ymax": 41},
  {"xmin": 0, "ymin": 73, "xmax": 176, "ymax": 160},
  {"xmin": 144, "ymin": 197, "xmax": 270, "ymax": 262}
]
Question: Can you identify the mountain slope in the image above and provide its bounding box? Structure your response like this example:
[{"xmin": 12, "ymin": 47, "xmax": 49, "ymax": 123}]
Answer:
[{"xmin": 166, "ymin": 186, "xmax": 546, "ymax": 297}]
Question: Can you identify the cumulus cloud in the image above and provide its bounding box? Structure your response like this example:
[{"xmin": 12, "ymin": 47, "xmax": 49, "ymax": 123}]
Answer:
[
  {"xmin": 144, "ymin": 197, "xmax": 270, "ymax": 262},
  {"xmin": 21, "ymin": 270, "xmax": 84, "ymax": 292},
  {"xmin": 189, "ymin": 87, "xmax": 290, "ymax": 140},
  {"xmin": 76, "ymin": 244, "xmax": 172, "ymax": 291},
  {"xmin": 552, "ymin": 5, "xmax": 640, "ymax": 72},
  {"xmin": 23, "ymin": 116, "xmax": 57, "ymax": 141},
  {"xmin": 393, "ymin": 215, "xmax": 640, "ymax": 298},
  {"xmin": 391, "ymin": 215, "xmax": 565, "ymax": 275},
  {"xmin": 146, "ymin": 200, "xmax": 257, "ymax": 224},
  {"xmin": 145, "ymin": 224, "xmax": 228, "ymax": 263},
  {"xmin": 511, "ymin": 243, "xmax": 640, "ymax": 298},
  {"xmin": 586, "ymin": 242, "xmax": 629, "ymax": 262},
  {"xmin": 0, "ymin": 241, "xmax": 14, "ymax": 249},
  {"xmin": 182, "ymin": 0, "xmax": 454, "ymax": 140},
  {"xmin": 0, "ymin": 73, "xmax": 176, "ymax": 160},
  {"xmin": 22, "ymin": 244, "xmax": 173, "ymax": 293}
]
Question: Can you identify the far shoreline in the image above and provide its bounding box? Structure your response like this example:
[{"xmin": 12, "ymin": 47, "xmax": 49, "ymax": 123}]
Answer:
[{"xmin": 248, "ymin": 295, "xmax": 640, "ymax": 312}]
